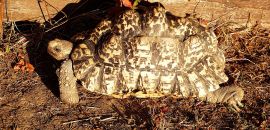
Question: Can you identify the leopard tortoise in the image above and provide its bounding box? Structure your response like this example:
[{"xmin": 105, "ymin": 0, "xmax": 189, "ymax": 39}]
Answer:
[{"xmin": 47, "ymin": 2, "xmax": 244, "ymax": 111}]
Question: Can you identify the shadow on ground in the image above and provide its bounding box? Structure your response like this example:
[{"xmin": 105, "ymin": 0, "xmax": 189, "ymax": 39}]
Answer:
[{"xmin": 15, "ymin": 0, "xmax": 116, "ymax": 97}]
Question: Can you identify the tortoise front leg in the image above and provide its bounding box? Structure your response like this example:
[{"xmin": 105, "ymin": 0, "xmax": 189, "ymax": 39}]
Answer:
[
  {"xmin": 204, "ymin": 86, "xmax": 244, "ymax": 111},
  {"xmin": 58, "ymin": 59, "xmax": 79, "ymax": 104}
]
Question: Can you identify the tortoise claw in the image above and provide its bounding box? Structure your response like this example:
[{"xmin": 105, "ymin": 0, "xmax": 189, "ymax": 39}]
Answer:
[
  {"xmin": 228, "ymin": 97, "xmax": 242, "ymax": 112},
  {"xmin": 237, "ymin": 101, "xmax": 244, "ymax": 107}
]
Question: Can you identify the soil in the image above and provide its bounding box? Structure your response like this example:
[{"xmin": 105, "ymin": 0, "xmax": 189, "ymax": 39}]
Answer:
[{"xmin": 0, "ymin": 1, "xmax": 269, "ymax": 129}]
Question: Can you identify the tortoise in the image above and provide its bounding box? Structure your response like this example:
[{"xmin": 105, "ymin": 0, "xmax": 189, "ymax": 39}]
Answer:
[{"xmin": 47, "ymin": 2, "xmax": 244, "ymax": 110}]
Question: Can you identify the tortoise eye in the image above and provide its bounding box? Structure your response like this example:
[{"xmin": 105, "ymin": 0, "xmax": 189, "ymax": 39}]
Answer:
[{"xmin": 54, "ymin": 47, "xmax": 61, "ymax": 52}]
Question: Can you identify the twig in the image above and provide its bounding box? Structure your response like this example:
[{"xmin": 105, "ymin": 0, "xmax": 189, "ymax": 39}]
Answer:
[
  {"xmin": 227, "ymin": 57, "xmax": 262, "ymax": 71},
  {"xmin": 69, "ymin": 0, "xmax": 90, "ymax": 16},
  {"xmin": 13, "ymin": 21, "xmax": 23, "ymax": 34},
  {"xmin": 44, "ymin": 8, "xmax": 106, "ymax": 33},
  {"xmin": 207, "ymin": 8, "xmax": 237, "ymax": 28},
  {"xmin": 62, "ymin": 113, "xmax": 117, "ymax": 125},
  {"xmin": 39, "ymin": 0, "xmax": 108, "ymax": 33},
  {"xmin": 212, "ymin": 18, "xmax": 233, "ymax": 31},
  {"xmin": 62, "ymin": 118, "xmax": 93, "ymax": 125},
  {"xmin": 100, "ymin": 117, "xmax": 116, "ymax": 122},
  {"xmin": 86, "ymin": 106, "xmax": 100, "ymax": 109},
  {"xmin": 192, "ymin": 0, "xmax": 200, "ymax": 16},
  {"xmin": 37, "ymin": 0, "xmax": 47, "ymax": 22},
  {"xmin": 256, "ymin": 86, "xmax": 270, "ymax": 89},
  {"xmin": 44, "ymin": 2, "xmax": 52, "ymax": 24},
  {"xmin": 44, "ymin": 9, "xmax": 103, "ymax": 33},
  {"xmin": 226, "ymin": 58, "xmax": 256, "ymax": 65},
  {"xmin": 245, "ymin": 12, "xmax": 251, "ymax": 28},
  {"xmin": 4, "ymin": 0, "xmax": 8, "ymax": 22},
  {"xmin": 7, "ymin": 21, "xmax": 14, "ymax": 44},
  {"xmin": 233, "ymin": 70, "xmax": 241, "ymax": 83},
  {"xmin": 42, "ymin": 0, "xmax": 68, "ymax": 25},
  {"xmin": 0, "ymin": 0, "xmax": 4, "ymax": 39},
  {"xmin": 44, "ymin": 19, "xmax": 68, "ymax": 33}
]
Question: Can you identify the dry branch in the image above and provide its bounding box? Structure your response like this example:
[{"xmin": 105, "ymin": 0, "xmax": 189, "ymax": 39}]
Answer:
[{"xmin": 0, "ymin": 0, "xmax": 4, "ymax": 39}]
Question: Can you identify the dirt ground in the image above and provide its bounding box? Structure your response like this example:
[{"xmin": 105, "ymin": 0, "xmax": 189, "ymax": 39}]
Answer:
[{"xmin": 0, "ymin": 1, "xmax": 270, "ymax": 129}]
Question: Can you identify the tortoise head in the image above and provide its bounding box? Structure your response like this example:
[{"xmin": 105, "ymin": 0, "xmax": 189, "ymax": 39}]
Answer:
[{"xmin": 47, "ymin": 39, "xmax": 73, "ymax": 61}]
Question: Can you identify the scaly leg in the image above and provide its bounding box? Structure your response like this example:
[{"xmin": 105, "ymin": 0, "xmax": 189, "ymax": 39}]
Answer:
[{"xmin": 58, "ymin": 59, "xmax": 79, "ymax": 104}]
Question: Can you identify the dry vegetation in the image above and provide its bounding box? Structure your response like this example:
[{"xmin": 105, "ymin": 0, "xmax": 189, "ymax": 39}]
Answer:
[{"xmin": 0, "ymin": 1, "xmax": 269, "ymax": 129}]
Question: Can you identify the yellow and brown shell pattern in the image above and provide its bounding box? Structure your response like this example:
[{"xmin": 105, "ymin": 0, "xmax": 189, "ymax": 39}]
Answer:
[{"xmin": 70, "ymin": 3, "xmax": 228, "ymax": 98}]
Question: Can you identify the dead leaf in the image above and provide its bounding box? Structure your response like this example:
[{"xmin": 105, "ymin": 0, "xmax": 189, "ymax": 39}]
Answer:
[
  {"xmin": 26, "ymin": 63, "xmax": 35, "ymax": 72},
  {"xmin": 13, "ymin": 53, "xmax": 35, "ymax": 72},
  {"xmin": 13, "ymin": 65, "xmax": 21, "ymax": 71},
  {"xmin": 0, "ymin": 50, "xmax": 4, "ymax": 56},
  {"xmin": 198, "ymin": 18, "xmax": 209, "ymax": 27},
  {"xmin": 121, "ymin": 0, "xmax": 133, "ymax": 8},
  {"xmin": 18, "ymin": 53, "xmax": 25, "ymax": 59},
  {"xmin": 17, "ymin": 59, "xmax": 25, "ymax": 66}
]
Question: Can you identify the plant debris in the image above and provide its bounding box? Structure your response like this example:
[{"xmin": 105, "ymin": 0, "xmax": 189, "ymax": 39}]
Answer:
[{"xmin": 13, "ymin": 53, "xmax": 35, "ymax": 72}]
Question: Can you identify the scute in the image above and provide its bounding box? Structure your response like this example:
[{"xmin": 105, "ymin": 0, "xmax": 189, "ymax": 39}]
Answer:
[{"xmin": 74, "ymin": 35, "xmax": 227, "ymax": 98}]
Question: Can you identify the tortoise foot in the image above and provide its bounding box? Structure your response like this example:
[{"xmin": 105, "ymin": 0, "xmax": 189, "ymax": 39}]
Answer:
[{"xmin": 205, "ymin": 86, "xmax": 244, "ymax": 111}]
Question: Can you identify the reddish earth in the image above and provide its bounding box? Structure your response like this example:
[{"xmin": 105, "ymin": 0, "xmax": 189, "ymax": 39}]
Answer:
[
  {"xmin": 1, "ymin": 0, "xmax": 269, "ymax": 129},
  {"xmin": 7, "ymin": 0, "xmax": 270, "ymax": 27}
]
